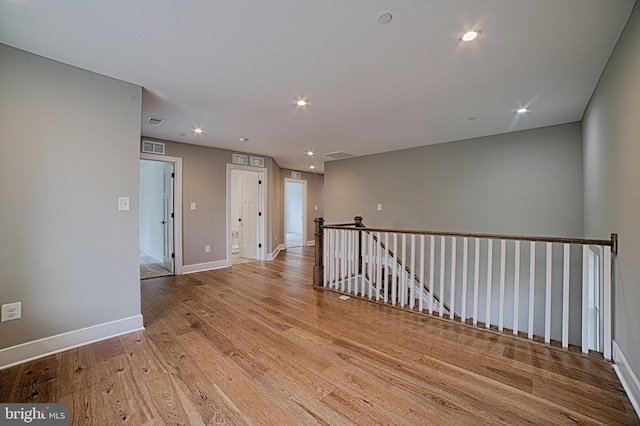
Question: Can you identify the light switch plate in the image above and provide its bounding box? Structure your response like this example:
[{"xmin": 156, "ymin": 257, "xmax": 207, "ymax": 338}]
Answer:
[
  {"xmin": 190, "ymin": 202, "xmax": 197, "ymax": 210},
  {"xmin": 118, "ymin": 197, "xmax": 130, "ymax": 211},
  {"xmin": 377, "ymin": 204, "xmax": 383, "ymax": 211}
]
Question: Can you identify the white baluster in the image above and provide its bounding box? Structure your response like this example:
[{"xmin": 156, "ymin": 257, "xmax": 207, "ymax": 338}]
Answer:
[
  {"xmin": 401, "ymin": 234, "xmax": 407, "ymax": 307},
  {"xmin": 410, "ymin": 234, "xmax": 416, "ymax": 310},
  {"xmin": 341, "ymin": 229, "xmax": 346, "ymax": 292},
  {"xmin": 485, "ymin": 239, "xmax": 493, "ymax": 328},
  {"xmin": 392, "ymin": 233, "xmax": 398, "ymax": 305},
  {"xmin": 450, "ymin": 237, "xmax": 457, "ymax": 320},
  {"xmin": 561, "ymin": 244, "xmax": 570, "ymax": 348},
  {"xmin": 473, "ymin": 238, "xmax": 480, "ymax": 325},
  {"xmin": 513, "ymin": 241, "xmax": 520, "ymax": 336},
  {"xmin": 461, "ymin": 237, "xmax": 468, "ymax": 323},
  {"xmin": 368, "ymin": 232, "xmax": 374, "ymax": 299},
  {"xmin": 419, "ymin": 235, "xmax": 425, "ymax": 312},
  {"xmin": 429, "ymin": 236, "xmax": 435, "ymax": 314},
  {"xmin": 384, "ymin": 232, "xmax": 389, "ymax": 303},
  {"xmin": 545, "ymin": 242, "xmax": 552, "ymax": 344},
  {"xmin": 499, "ymin": 239, "xmax": 506, "ymax": 331},
  {"xmin": 528, "ymin": 241, "xmax": 536, "ymax": 339},
  {"xmin": 439, "ymin": 236, "xmax": 446, "ymax": 317},
  {"xmin": 376, "ymin": 232, "xmax": 382, "ymax": 301},
  {"xmin": 581, "ymin": 245, "xmax": 589, "ymax": 354},
  {"xmin": 603, "ymin": 246, "xmax": 612, "ymax": 360}
]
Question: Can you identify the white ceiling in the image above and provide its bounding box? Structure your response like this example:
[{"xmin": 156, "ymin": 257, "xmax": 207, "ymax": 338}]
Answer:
[{"xmin": 0, "ymin": 1, "xmax": 635, "ymax": 173}]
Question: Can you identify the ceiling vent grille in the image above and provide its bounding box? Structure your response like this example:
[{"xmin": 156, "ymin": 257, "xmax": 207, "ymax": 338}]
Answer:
[
  {"xmin": 324, "ymin": 151, "xmax": 353, "ymax": 159},
  {"xmin": 142, "ymin": 140, "xmax": 165, "ymax": 155},
  {"xmin": 291, "ymin": 171, "xmax": 301, "ymax": 179},
  {"xmin": 146, "ymin": 117, "xmax": 165, "ymax": 125}
]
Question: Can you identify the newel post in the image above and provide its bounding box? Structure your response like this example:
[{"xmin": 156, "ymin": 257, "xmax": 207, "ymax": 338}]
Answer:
[
  {"xmin": 313, "ymin": 218, "xmax": 324, "ymax": 287},
  {"xmin": 354, "ymin": 216, "xmax": 364, "ymax": 274}
]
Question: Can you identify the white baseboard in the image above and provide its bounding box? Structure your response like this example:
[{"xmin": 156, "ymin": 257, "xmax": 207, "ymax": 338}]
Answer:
[
  {"xmin": 0, "ymin": 315, "xmax": 144, "ymax": 371},
  {"xmin": 269, "ymin": 244, "xmax": 285, "ymax": 260},
  {"xmin": 613, "ymin": 340, "xmax": 640, "ymax": 417},
  {"xmin": 140, "ymin": 245, "xmax": 163, "ymax": 263},
  {"xmin": 306, "ymin": 240, "xmax": 315, "ymax": 247},
  {"xmin": 182, "ymin": 259, "xmax": 230, "ymax": 274}
]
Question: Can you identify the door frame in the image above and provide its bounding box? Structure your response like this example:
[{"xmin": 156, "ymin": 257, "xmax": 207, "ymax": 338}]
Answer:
[
  {"xmin": 140, "ymin": 153, "xmax": 184, "ymax": 275},
  {"xmin": 284, "ymin": 178, "xmax": 307, "ymax": 248},
  {"xmin": 226, "ymin": 164, "xmax": 267, "ymax": 264}
]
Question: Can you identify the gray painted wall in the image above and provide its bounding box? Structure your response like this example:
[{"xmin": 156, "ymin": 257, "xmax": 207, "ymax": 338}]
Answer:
[
  {"xmin": 325, "ymin": 123, "xmax": 583, "ymax": 238},
  {"xmin": 583, "ymin": 3, "xmax": 640, "ymax": 388},
  {"xmin": 143, "ymin": 139, "xmax": 283, "ymax": 265},
  {"xmin": 0, "ymin": 45, "xmax": 142, "ymax": 349}
]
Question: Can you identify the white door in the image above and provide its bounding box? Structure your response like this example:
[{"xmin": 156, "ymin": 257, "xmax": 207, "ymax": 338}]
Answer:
[
  {"xmin": 239, "ymin": 175, "xmax": 258, "ymax": 259},
  {"xmin": 162, "ymin": 163, "xmax": 175, "ymax": 271}
]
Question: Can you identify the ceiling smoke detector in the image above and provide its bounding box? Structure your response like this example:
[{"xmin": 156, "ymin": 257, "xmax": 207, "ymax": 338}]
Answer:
[{"xmin": 377, "ymin": 11, "xmax": 392, "ymax": 24}]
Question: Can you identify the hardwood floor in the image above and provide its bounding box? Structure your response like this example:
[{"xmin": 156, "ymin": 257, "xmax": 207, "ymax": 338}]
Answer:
[{"xmin": 1, "ymin": 247, "xmax": 638, "ymax": 425}]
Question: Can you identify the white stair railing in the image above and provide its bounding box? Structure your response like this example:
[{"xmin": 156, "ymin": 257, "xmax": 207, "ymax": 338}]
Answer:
[{"xmin": 315, "ymin": 218, "xmax": 617, "ymax": 360}]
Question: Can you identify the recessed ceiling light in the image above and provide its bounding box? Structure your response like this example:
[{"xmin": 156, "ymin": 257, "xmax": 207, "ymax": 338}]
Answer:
[
  {"xmin": 516, "ymin": 108, "xmax": 529, "ymax": 114},
  {"xmin": 460, "ymin": 30, "xmax": 481, "ymax": 42},
  {"xmin": 307, "ymin": 150, "xmax": 314, "ymax": 156},
  {"xmin": 194, "ymin": 128, "xmax": 203, "ymax": 134},
  {"xmin": 296, "ymin": 99, "xmax": 308, "ymax": 107},
  {"xmin": 377, "ymin": 11, "xmax": 392, "ymax": 25},
  {"xmin": 238, "ymin": 137, "xmax": 249, "ymax": 143},
  {"xmin": 309, "ymin": 165, "xmax": 316, "ymax": 170}
]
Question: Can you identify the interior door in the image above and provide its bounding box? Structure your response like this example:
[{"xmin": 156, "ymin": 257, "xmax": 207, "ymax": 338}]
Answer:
[
  {"xmin": 162, "ymin": 163, "xmax": 175, "ymax": 271},
  {"xmin": 239, "ymin": 175, "xmax": 258, "ymax": 259}
]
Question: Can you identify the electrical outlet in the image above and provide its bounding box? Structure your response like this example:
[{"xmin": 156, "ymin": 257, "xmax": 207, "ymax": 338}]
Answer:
[
  {"xmin": 205, "ymin": 245, "xmax": 211, "ymax": 253},
  {"xmin": 190, "ymin": 202, "xmax": 197, "ymax": 210},
  {"xmin": 1, "ymin": 302, "xmax": 22, "ymax": 322},
  {"xmin": 377, "ymin": 204, "xmax": 383, "ymax": 211}
]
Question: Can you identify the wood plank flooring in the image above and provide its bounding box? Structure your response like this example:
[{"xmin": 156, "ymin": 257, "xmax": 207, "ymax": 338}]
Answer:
[{"xmin": 1, "ymin": 247, "xmax": 638, "ymax": 425}]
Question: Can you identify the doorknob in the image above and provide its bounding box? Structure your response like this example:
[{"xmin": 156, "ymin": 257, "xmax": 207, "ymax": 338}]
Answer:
[{"xmin": 161, "ymin": 220, "xmax": 167, "ymax": 224}]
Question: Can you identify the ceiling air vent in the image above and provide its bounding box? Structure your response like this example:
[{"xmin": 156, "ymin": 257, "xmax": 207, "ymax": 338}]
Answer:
[
  {"xmin": 146, "ymin": 116, "xmax": 165, "ymax": 125},
  {"xmin": 142, "ymin": 140, "xmax": 165, "ymax": 155},
  {"xmin": 324, "ymin": 151, "xmax": 353, "ymax": 159},
  {"xmin": 291, "ymin": 171, "xmax": 301, "ymax": 179}
]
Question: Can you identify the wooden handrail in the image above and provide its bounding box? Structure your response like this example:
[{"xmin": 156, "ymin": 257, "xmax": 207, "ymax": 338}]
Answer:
[{"xmin": 324, "ymin": 224, "xmax": 617, "ymax": 251}]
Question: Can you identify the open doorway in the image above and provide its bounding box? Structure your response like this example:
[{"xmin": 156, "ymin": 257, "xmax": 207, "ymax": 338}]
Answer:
[
  {"xmin": 139, "ymin": 153, "xmax": 183, "ymax": 278},
  {"xmin": 285, "ymin": 178, "xmax": 306, "ymax": 248},
  {"xmin": 228, "ymin": 165, "xmax": 266, "ymax": 265}
]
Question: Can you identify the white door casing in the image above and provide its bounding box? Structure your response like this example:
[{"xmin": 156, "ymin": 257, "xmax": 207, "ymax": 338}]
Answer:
[
  {"xmin": 140, "ymin": 152, "xmax": 183, "ymax": 275},
  {"xmin": 284, "ymin": 178, "xmax": 306, "ymax": 248},
  {"xmin": 227, "ymin": 164, "xmax": 266, "ymax": 265}
]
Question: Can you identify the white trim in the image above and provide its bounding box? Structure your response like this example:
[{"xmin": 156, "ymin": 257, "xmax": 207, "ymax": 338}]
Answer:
[
  {"xmin": 0, "ymin": 315, "xmax": 144, "ymax": 371},
  {"xmin": 182, "ymin": 260, "xmax": 230, "ymax": 274},
  {"xmin": 306, "ymin": 240, "xmax": 316, "ymax": 247},
  {"xmin": 268, "ymin": 244, "xmax": 286, "ymax": 260},
  {"xmin": 227, "ymin": 164, "xmax": 267, "ymax": 262},
  {"xmin": 613, "ymin": 340, "xmax": 640, "ymax": 417},
  {"xmin": 140, "ymin": 153, "xmax": 184, "ymax": 275}
]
